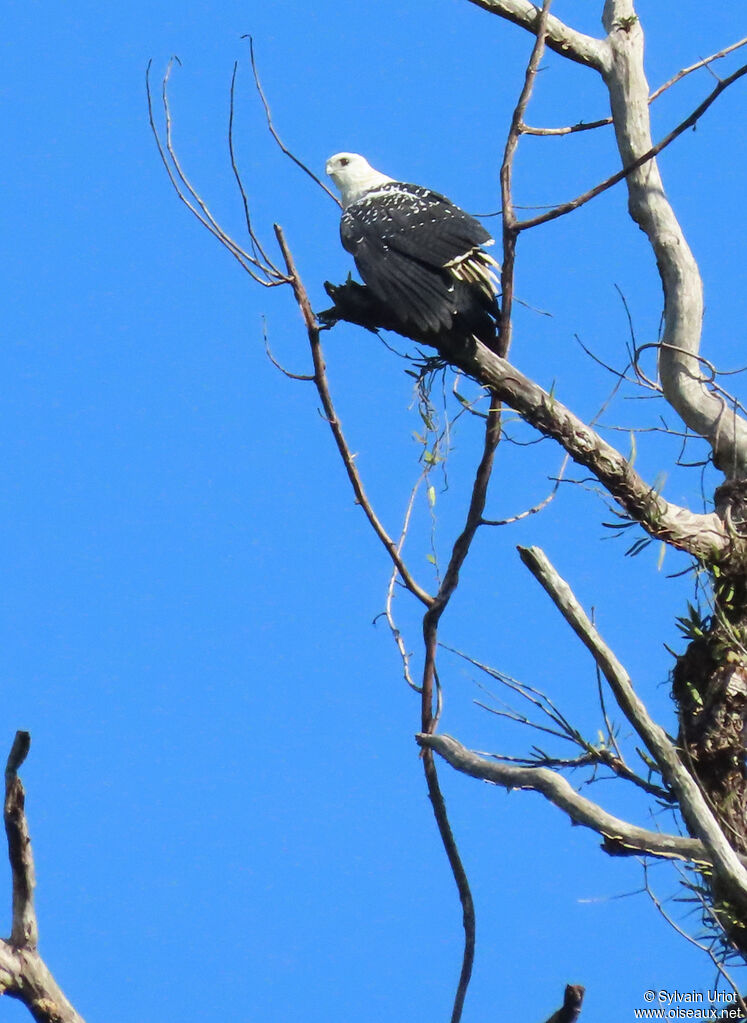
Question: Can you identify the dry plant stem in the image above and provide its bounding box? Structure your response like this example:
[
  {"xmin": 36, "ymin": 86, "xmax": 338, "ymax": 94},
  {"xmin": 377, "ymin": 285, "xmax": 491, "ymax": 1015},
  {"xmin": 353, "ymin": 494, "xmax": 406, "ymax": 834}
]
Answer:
[
  {"xmin": 518, "ymin": 545, "xmax": 747, "ymax": 909},
  {"xmin": 417, "ymin": 733, "xmax": 733, "ymax": 866},
  {"xmin": 386, "ymin": 472, "xmax": 426, "ymax": 693},
  {"xmin": 273, "ymin": 226, "xmax": 433, "ymax": 608},
  {"xmin": 0, "ymin": 732, "xmax": 85, "ymax": 1023}
]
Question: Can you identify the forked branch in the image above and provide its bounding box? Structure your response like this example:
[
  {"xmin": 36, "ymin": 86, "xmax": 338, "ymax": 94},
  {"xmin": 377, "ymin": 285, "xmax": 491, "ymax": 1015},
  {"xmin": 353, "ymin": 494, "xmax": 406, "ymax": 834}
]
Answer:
[
  {"xmin": 416, "ymin": 733, "xmax": 719, "ymax": 865},
  {"xmin": 518, "ymin": 545, "xmax": 747, "ymax": 910}
]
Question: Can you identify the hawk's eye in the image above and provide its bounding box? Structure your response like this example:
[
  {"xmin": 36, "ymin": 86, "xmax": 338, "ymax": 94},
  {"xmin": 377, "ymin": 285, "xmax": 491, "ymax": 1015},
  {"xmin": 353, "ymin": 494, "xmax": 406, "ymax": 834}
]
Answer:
[{"xmin": 340, "ymin": 157, "xmax": 350, "ymax": 167}]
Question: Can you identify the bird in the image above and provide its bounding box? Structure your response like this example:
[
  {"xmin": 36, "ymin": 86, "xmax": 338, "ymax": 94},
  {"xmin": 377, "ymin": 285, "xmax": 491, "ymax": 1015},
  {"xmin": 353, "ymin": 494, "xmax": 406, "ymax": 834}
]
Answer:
[{"xmin": 325, "ymin": 152, "xmax": 500, "ymax": 350}]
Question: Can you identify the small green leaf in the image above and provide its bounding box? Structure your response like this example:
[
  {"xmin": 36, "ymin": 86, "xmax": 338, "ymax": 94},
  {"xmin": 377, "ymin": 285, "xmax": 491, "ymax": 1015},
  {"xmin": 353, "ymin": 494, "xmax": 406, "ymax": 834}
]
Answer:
[{"xmin": 427, "ymin": 485, "xmax": 436, "ymax": 508}]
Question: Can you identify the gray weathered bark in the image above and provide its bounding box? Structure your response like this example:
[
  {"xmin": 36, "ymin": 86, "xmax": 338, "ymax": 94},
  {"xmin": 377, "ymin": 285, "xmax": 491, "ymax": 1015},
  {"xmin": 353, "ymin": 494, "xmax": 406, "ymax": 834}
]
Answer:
[{"xmin": 602, "ymin": 0, "xmax": 747, "ymax": 477}]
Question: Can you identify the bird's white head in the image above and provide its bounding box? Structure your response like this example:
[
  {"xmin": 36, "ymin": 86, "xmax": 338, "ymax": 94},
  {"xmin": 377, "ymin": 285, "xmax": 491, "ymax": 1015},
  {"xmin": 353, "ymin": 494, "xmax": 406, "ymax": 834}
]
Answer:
[{"xmin": 325, "ymin": 152, "xmax": 394, "ymax": 207}]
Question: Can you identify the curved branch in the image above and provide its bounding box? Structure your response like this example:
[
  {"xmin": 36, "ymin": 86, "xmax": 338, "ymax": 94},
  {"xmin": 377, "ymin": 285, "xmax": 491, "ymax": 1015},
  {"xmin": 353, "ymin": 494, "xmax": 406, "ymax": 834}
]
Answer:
[
  {"xmin": 601, "ymin": 1, "xmax": 747, "ymax": 477},
  {"xmin": 465, "ymin": 0, "xmax": 609, "ymax": 71},
  {"xmin": 417, "ymin": 733, "xmax": 716, "ymax": 864},
  {"xmin": 274, "ymin": 226, "xmax": 434, "ymax": 608}
]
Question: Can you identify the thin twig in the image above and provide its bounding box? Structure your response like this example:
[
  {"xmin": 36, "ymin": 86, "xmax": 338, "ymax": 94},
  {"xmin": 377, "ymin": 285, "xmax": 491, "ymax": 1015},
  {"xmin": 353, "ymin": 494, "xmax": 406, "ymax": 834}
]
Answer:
[
  {"xmin": 385, "ymin": 471, "xmax": 427, "ymax": 693},
  {"xmin": 263, "ymin": 321, "xmax": 315, "ymax": 381},
  {"xmin": 146, "ymin": 59, "xmax": 287, "ymax": 286},
  {"xmin": 516, "ymin": 62, "xmax": 747, "ymax": 232},
  {"xmin": 642, "ymin": 862, "xmax": 747, "ymax": 1016},
  {"xmin": 517, "ymin": 545, "xmax": 747, "ymax": 910},
  {"xmin": 523, "ymin": 34, "xmax": 747, "ymax": 136},
  {"xmin": 273, "ymin": 225, "xmax": 433, "ymax": 608},
  {"xmin": 481, "ymin": 453, "xmax": 568, "ymax": 526},
  {"xmin": 245, "ymin": 37, "xmax": 341, "ymax": 208}
]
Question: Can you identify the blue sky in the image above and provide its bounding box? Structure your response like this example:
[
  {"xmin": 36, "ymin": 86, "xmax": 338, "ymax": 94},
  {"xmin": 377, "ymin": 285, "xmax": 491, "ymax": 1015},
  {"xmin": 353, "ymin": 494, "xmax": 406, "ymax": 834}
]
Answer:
[{"xmin": 4, "ymin": 1, "xmax": 747, "ymax": 1019}]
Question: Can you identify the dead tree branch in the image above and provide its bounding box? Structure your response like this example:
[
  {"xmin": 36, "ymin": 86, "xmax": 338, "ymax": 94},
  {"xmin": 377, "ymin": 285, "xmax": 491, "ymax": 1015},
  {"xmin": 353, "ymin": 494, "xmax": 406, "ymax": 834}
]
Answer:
[
  {"xmin": 273, "ymin": 226, "xmax": 434, "ymax": 608},
  {"xmin": 437, "ymin": 338, "xmax": 733, "ymax": 562},
  {"xmin": 416, "ymin": 733, "xmax": 716, "ymax": 864},
  {"xmin": 464, "ymin": 0, "xmax": 747, "ymax": 476},
  {"xmin": 517, "ymin": 545, "xmax": 747, "ymax": 911},
  {"xmin": 464, "ymin": 0, "xmax": 608, "ymax": 70},
  {"xmin": 523, "ymin": 33, "xmax": 747, "ymax": 135},
  {"xmin": 602, "ymin": 0, "xmax": 747, "ymax": 477},
  {"xmin": 0, "ymin": 732, "xmax": 86, "ymax": 1023},
  {"xmin": 516, "ymin": 60, "xmax": 747, "ymax": 233}
]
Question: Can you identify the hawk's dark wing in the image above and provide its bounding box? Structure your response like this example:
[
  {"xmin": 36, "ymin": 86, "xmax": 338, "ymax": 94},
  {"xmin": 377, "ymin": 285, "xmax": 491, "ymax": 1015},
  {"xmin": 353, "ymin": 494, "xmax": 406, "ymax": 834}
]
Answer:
[{"xmin": 340, "ymin": 183, "xmax": 495, "ymax": 335}]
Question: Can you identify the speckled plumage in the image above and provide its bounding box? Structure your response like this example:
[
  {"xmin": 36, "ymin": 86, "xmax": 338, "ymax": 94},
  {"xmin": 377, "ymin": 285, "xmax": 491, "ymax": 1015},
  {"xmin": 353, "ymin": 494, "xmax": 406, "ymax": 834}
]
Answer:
[{"xmin": 326, "ymin": 154, "xmax": 499, "ymax": 347}]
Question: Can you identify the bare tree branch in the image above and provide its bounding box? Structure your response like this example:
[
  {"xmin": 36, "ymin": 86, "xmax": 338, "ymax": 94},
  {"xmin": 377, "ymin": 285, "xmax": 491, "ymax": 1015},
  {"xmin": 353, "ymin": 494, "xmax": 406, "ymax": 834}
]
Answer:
[
  {"xmin": 273, "ymin": 225, "xmax": 434, "ymax": 608},
  {"xmin": 470, "ymin": 0, "xmax": 747, "ymax": 475},
  {"xmin": 465, "ymin": 0, "xmax": 609, "ymax": 71},
  {"xmin": 516, "ymin": 60, "xmax": 747, "ymax": 234},
  {"xmin": 517, "ymin": 545, "xmax": 747, "ymax": 911},
  {"xmin": 0, "ymin": 732, "xmax": 86, "ymax": 1023},
  {"xmin": 649, "ymin": 35, "xmax": 747, "ymax": 103},
  {"xmin": 601, "ymin": 0, "xmax": 747, "ymax": 476},
  {"xmin": 523, "ymin": 33, "xmax": 747, "ymax": 136},
  {"xmin": 416, "ymin": 733, "xmax": 715, "ymax": 864},
  {"xmin": 5, "ymin": 731, "xmax": 36, "ymax": 950},
  {"xmin": 437, "ymin": 338, "xmax": 732, "ymax": 562}
]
